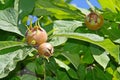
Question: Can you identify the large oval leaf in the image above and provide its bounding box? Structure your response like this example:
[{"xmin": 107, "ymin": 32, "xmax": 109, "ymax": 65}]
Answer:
[
  {"xmin": 0, "ymin": 8, "xmax": 23, "ymax": 36},
  {"xmin": 33, "ymin": 0, "xmax": 83, "ymax": 19},
  {"xmin": 90, "ymin": 45, "xmax": 110, "ymax": 69},
  {"xmin": 61, "ymin": 52, "xmax": 80, "ymax": 69},
  {"xmin": 0, "ymin": 41, "xmax": 34, "ymax": 78},
  {"xmin": 50, "ymin": 20, "xmax": 83, "ymax": 46},
  {"xmin": 53, "ymin": 33, "xmax": 119, "ymax": 63},
  {"xmin": 0, "ymin": 41, "xmax": 26, "ymax": 51}
]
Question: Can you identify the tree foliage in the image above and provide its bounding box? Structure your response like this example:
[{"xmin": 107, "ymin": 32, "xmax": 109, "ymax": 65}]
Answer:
[{"xmin": 0, "ymin": 0, "xmax": 120, "ymax": 80}]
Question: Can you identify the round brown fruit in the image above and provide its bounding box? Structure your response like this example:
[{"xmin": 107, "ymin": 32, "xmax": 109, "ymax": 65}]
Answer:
[
  {"xmin": 38, "ymin": 43, "xmax": 54, "ymax": 58},
  {"xmin": 26, "ymin": 26, "xmax": 48, "ymax": 46},
  {"xmin": 85, "ymin": 12, "xmax": 104, "ymax": 30}
]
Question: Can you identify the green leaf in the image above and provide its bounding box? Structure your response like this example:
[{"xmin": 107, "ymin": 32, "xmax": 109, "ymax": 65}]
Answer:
[
  {"xmin": 63, "ymin": 39, "xmax": 83, "ymax": 55},
  {"xmin": 0, "ymin": 41, "xmax": 34, "ymax": 78},
  {"xmin": 26, "ymin": 61, "xmax": 36, "ymax": 73},
  {"xmin": 0, "ymin": 41, "xmax": 26, "ymax": 51},
  {"xmin": 77, "ymin": 64, "xmax": 86, "ymax": 80},
  {"xmin": 98, "ymin": 0, "xmax": 119, "ymax": 13},
  {"xmin": 0, "ymin": 0, "xmax": 14, "ymax": 10},
  {"xmin": 61, "ymin": 52, "xmax": 80, "ymax": 69},
  {"xmin": 117, "ymin": 67, "xmax": 120, "ymax": 74},
  {"xmin": 35, "ymin": 58, "xmax": 44, "ymax": 75},
  {"xmin": 90, "ymin": 45, "xmax": 110, "ymax": 69},
  {"xmin": 46, "ymin": 76, "xmax": 56, "ymax": 80},
  {"xmin": 14, "ymin": 0, "xmax": 19, "ymax": 11},
  {"xmin": 113, "ymin": 70, "xmax": 120, "ymax": 80},
  {"xmin": 81, "ymin": 47, "xmax": 94, "ymax": 64},
  {"xmin": 106, "ymin": 67, "xmax": 114, "ymax": 75},
  {"xmin": 0, "ymin": 30, "xmax": 17, "ymax": 41},
  {"xmin": 45, "ymin": 58, "xmax": 59, "ymax": 75},
  {"xmin": 85, "ymin": 67, "xmax": 94, "ymax": 80},
  {"xmin": 67, "ymin": 68, "xmax": 78, "ymax": 79},
  {"xmin": 19, "ymin": 0, "xmax": 35, "ymax": 18},
  {"xmin": 114, "ymin": 38, "xmax": 120, "ymax": 44},
  {"xmin": 20, "ymin": 74, "xmax": 37, "ymax": 80},
  {"xmin": 98, "ymin": 0, "xmax": 115, "ymax": 12},
  {"xmin": 100, "ymin": 22, "xmax": 120, "ymax": 40},
  {"xmin": 56, "ymin": 70, "xmax": 70, "ymax": 80},
  {"xmin": 50, "ymin": 20, "xmax": 83, "ymax": 46},
  {"xmin": 93, "ymin": 52, "xmax": 110, "ymax": 69},
  {"xmin": 114, "ymin": 0, "xmax": 120, "ymax": 11},
  {"xmin": 55, "ymin": 58, "xmax": 70, "ymax": 71},
  {"xmin": 93, "ymin": 66, "xmax": 112, "ymax": 80},
  {"xmin": 0, "ymin": 8, "xmax": 23, "ymax": 36},
  {"xmin": 86, "ymin": 66, "xmax": 112, "ymax": 80},
  {"xmin": 55, "ymin": 58, "xmax": 78, "ymax": 79},
  {"xmin": 0, "ymin": 0, "xmax": 5, "ymax": 4},
  {"xmin": 54, "ymin": 33, "xmax": 119, "ymax": 63},
  {"xmin": 33, "ymin": 0, "xmax": 83, "ymax": 19},
  {"xmin": 78, "ymin": 8, "xmax": 90, "ymax": 15},
  {"xmin": 63, "ymin": 39, "xmax": 94, "ymax": 64}
]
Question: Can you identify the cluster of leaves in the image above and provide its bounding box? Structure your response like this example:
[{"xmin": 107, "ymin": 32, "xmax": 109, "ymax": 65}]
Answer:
[{"xmin": 0, "ymin": 0, "xmax": 120, "ymax": 80}]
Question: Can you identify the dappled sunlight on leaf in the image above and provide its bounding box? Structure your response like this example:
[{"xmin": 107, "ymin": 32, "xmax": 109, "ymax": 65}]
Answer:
[{"xmin": 0, "ymin": 41, "xmax": 35, "ymax": 78}]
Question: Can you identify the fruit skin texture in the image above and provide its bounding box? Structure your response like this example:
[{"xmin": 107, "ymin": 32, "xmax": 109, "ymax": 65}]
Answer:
[
  {"xmin": 85, "ymin": 12, "xmax": 104, "ymax": 30},
  {"xmin": 38, "ymin": 43, "xmax": 54, "ymax": 58},
  {"xmin": 26, "ymin": 26, "xmax": 48, "ymax": 46}
]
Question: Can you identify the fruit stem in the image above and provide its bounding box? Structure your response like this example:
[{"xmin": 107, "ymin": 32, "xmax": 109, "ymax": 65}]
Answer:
[
  {"xmin": 43, "ymin": 59, "xmax": 46, "ymax": 80},
  {"xmin": 38, "ymin": 16, "xmax": 43, "ymax": 21},
  {"xmin": 35, "ymin": 21, "xmax": 37, "ymax": 26},
  {"xmin": 25, "ymin": 25, "xmax": 31, "ymax": 31},
  {"xmin": 35, "ymin": 16, "xmax": 43, "ymax": 27},
  {"xmin": 30, "ymin": 19, "xmax": 33, "ymax": 29},
  {"xmin": 86, "ymin": 0, "xmax": 95, "ymax": 12},
  {"xmin": 48, "ymin": 28, "xmax": 57, "ymax": 39},
  {"xmin": 37, "ymin": 20, "xmax": 43, "ymax": 31},
  {"xmin": 47, "ymin": 28, "xmax": 56, "ymax": 36},
  {"xmin": 37, "ymin": 20, "xmax": 40, "ymax": 27},
  {"xmin": 38, "ymin": 16, "xmax": 43, "ymax": 27}
]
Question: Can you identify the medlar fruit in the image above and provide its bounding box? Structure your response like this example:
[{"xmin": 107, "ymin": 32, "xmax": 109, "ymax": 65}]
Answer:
[
  {"xmin": 38, "ymin": 43, "xmax": 54, "ymax": 58},
  {"xmin": 26, "ymin": 26, "xmax": 48, "ymax": 46},
  {"xmin": 85, "ymin": 12, "xmax": 104, "ymax": 30}
]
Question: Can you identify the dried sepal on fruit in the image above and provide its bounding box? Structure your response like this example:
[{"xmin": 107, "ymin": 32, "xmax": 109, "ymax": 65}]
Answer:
[
  {"xmin": 25, "ymin": 23, "xmax": 48, "ymax": 46},
  {"xmin": 85, "ymin": 12, "xmax": 104, "ymax": 30},
  {"xmin": 38, "ymin": 43, "xmax": 54, "ymax": 59}
]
